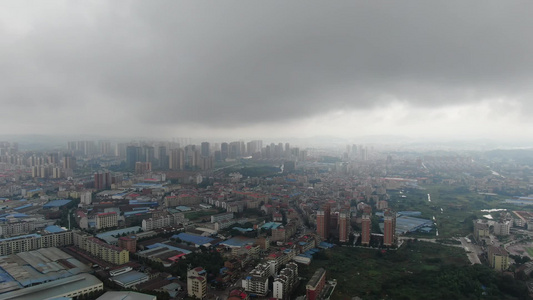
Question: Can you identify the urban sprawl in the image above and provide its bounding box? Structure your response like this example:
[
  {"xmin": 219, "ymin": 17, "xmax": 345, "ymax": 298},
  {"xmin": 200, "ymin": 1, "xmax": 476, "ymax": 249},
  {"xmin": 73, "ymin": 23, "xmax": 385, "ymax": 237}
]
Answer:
[{"xmin": 0, "ymin": 140, "xmax": 531, "ymax": 299}]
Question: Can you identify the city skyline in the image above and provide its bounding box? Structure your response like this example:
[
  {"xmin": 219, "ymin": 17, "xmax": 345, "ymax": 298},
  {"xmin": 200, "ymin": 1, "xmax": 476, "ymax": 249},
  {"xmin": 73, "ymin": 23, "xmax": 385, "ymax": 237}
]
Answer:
[{"xmin": 2, "ymin": 2, "xmax": 533, "ymax": 143}]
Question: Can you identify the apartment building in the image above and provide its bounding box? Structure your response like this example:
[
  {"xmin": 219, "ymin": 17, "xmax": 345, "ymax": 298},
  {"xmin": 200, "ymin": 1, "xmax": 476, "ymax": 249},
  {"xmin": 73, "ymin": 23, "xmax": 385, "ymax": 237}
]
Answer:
[
  {"xmin": 273, "ymin": 262, "xmax": 298, "ymax": 300},
  {"xmin": 187, "ymin": 267, "xmax": 207, "ymax": 299},
  {"xmin": 242, "ymin": 261, "xmax": 276, "ymax": 296},
  {"xmin": 306, "ymin": 268, "xmax": 326, "ymax": 300},
  {"xmin": 73, "ymin": 231, "xmax": 129, "ymax": 265},
  {"xmin": 488, "ymin": 246, "xmax": 509, "ymax": 271},
  {"xmin": 142, "ymin": 213, "xmax": 186, "ymax": 231},
  {"xmin": 95, "ymin": 212, "xmax": 118, "ymax": 230},
  {"xmin": 0, "ymin": 219, "xmax": 53, "ymax": 237},
  {"xmin": 0, "ymin": 231, "xmax": 74, "ymax": 256},
  {"xmin": 494, "ymin": 220, "xmax": 511, "ymax": 236}
]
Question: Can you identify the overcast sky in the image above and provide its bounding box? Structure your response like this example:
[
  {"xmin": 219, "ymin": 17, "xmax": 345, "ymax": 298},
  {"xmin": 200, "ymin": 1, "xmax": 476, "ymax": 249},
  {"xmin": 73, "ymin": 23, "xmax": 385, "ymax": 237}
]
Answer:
[{"xmin": 1, "ymin": 1, "xmax": 533, "ymax": 142}]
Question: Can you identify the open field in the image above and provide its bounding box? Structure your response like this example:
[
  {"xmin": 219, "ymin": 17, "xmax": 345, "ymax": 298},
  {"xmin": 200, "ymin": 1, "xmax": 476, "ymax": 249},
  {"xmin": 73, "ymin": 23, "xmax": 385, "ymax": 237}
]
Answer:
[
  {"xmin": 294, "ymin": 241, "xmax": 527, "ymax": 299},
  {"xmin": 389, "ymin": 185, "xmax": 512, "ymax": 239},
  {"xmin": 525, "ymin": 247, "xmax": 533, "ymax": 257}
]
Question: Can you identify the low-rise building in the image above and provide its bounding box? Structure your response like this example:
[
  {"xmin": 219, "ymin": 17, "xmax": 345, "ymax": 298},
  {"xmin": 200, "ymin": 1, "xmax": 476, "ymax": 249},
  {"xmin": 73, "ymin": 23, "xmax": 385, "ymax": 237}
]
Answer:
[
  {"xmin": 0, "ymin": 231, "xmax": 74, "ymax": 256},
  {"xmin": 142, "ymin": 213, "xmax": 186, "ymax": 231},
  {"xmin": 111, "ymin": 271, "xmax": 150, "ymax": 288},
  {"xmin": 97, "ymin": 291, "xmax": 156, "ymax": 300},
  {"xmin": 73, "ymin": 231, "xmax": 129, "ymax": 265},
  {"xmin": 473, "ymin": 219, "xmax": 490, "ymax": 241},
  {"xmin": 95, "ymin": 212, "xmax": 118, "ymax": 230},
  {"xmin": 306, "ymin": 268, "xmax": 326, "ymax": 300}
]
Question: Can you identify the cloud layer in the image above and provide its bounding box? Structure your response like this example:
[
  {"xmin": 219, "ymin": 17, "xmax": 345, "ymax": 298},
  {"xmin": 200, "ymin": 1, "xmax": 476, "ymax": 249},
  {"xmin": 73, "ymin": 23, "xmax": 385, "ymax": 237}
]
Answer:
[{"xmin": 1, "ymin": 1, "xmax": 533, "ymax": 140}]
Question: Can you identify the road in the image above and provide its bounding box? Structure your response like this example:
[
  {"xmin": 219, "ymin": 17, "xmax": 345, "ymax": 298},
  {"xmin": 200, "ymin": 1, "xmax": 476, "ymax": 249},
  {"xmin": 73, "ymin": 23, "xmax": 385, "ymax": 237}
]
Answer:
[{"xmin": 458, "ymin": 237, "xmax": 482, "ymax": 265}]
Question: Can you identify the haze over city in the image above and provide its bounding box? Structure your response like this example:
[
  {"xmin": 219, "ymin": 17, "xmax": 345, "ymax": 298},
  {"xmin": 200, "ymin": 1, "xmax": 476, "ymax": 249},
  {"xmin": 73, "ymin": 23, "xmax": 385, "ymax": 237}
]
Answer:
[
  {"xmin": 3, "ymin": 3, "xmax": 533, "ymax": 299},
  {"xmin": 1, "ymin": 1, "xmax": 533, "ymax": 143}
]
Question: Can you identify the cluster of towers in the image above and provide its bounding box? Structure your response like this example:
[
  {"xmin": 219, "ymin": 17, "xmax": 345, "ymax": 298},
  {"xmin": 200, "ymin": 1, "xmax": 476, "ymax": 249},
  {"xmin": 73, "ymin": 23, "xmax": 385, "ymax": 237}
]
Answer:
[
  {"xmin": 361, "ymin": 206, "xmax": 396, "ymax": 247},
  {"xmin": 316, "ymin": 204, "xmax": 351, "ymax": 243}
]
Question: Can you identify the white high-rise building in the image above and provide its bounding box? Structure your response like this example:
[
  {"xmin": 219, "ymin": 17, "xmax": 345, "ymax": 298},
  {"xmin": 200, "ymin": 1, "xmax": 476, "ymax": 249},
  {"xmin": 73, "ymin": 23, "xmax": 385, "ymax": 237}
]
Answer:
[{"xmin": 81, "ymin": 191, "xmax": 92, "ymax": 205}]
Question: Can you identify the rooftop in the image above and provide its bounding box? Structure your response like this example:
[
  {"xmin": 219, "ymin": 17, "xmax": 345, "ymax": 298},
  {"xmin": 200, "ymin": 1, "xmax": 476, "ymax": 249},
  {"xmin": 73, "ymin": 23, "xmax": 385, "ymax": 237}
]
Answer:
[
  {"xmin": 43, "ymin": 199, "xmax": 72, "ymax": 208},
  {"xmin": 0, "ymin": 273, "xmax": 102, "ymax": 300},
  {"xmin": 97, "ymin": 291, "xmax": 156, "ymax": 300},
  {"xmin": 44, "ymin": 225, "xmax": 66, "ymax": 233},
  {"xmin": 306, "ymin": 268, "xmax": 326, "ymax": 289},
  {"xmin": 112, "ymin": 271, "xmax": 148, "ymax": 285},
  {"xmin": 172, "ymin": 233, "xmax": 214, "ymax": 246}
]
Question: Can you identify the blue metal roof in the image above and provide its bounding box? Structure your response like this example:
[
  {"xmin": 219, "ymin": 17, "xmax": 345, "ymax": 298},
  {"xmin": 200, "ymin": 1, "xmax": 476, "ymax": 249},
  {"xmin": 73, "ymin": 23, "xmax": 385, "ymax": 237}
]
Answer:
[
  {"xmin": 124, "ymin": 210, "xmax": 149, "ymax": 217},
  {"xmin": 14, "ymin": 204, "xmax": 32, "ymax": 210},
  {"xmin": 45, "ymin": 225, "xmax": 66, "ymax": 233},
  {"xmin": 145, "ymin": 243, "xmax": 191, "ymax": 254},
  {"xmin": 173, "ymin": 233, "xmax": 214, "ymax": 245},
  {"xmin": 0, "ymin": 234, "xmax": 40, "ymax": 242},
  {"xmin": 261, "ymin": 222, "xmax": 282, "ymax": 230},
  {"xmin": 220, "ymin": 237, "xmax": 254, "ymax": 248},
  {"xmin": 112, "ymin": 271, "xmax": 148, "ymax": 283},
  {"xmin": 43, "ymin": 199, "xmax": 71, "ymax": 208}
]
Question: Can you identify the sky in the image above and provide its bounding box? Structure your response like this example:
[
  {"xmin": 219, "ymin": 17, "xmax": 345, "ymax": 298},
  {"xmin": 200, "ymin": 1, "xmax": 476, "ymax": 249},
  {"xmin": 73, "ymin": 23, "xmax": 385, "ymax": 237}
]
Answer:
[{"xmin": 1, "ymin": 1, "xmax": 533, "ymax": 142}]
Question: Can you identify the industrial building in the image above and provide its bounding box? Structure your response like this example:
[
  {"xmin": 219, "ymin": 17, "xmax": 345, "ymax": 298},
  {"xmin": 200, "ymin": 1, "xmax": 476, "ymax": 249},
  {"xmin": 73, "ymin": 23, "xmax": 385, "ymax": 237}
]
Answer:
[
  {"xmin": 111, "ymin": 271, "xmax": 150, "ymax": 288},
  {"xmin": 97, "ymin": 291, "xmax": 156, "ymax": 300},
  {"xmin": 0, "ymin": 273, "xmax": 103, "ymax": 300}
]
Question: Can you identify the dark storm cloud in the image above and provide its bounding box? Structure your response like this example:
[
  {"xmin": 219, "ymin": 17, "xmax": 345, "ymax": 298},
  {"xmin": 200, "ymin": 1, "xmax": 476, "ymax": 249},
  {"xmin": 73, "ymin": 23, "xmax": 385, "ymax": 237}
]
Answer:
[{"xmin": 2, "ymin": 1, "xmax": 533, "ymax": 130}]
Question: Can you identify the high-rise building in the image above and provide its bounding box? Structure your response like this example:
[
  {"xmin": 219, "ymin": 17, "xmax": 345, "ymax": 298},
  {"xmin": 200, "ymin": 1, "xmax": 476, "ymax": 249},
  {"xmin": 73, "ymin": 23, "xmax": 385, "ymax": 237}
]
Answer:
[
  {"xmin": 94, "ymin": 171, "xmax": 111, "ymax": 190},
  {"xmin": 126, "ymin": 146, "xmax": 141, "ymax": 170},
  {"xmin": 361, "ymin": 206, "xmax": 372, "ymax": 246},
  {"xmin": 339, "ymin": 210, "xmax": 350, "ymax": 243},
  {"xmin": 316, "ymin": 204, "xmax": 330, "ymax": 240},
  {"xmin": 383, "ymin": 208, "xmax": 396, "ymax": 247},
  {"xmin": 221, "ymin": 143, "xmax": 229, "ymax": 161},
  {"xmin": 169, "ymin": 148, "xmax": 184, "ymax": 170},
  {"xmin": 135, "ymin": 162, "xmax": 152, "ymax": 174},
  {"xmin": 187, "ymin": 267, "xmax": 207, "ymax": 299},
  {"xmin": 63, "ymin": 154, "xmax": 77, "ymax": 170},
  {"xmin": 158, "ymin": 146, "xmax": 168, "ymax": 169},
  {"xmin": 99, "ymin": 140, "xmax": 112, "ymax": 155},
  {"xmin": 201, "ymin": 142, "xmax": 210, "ymax": 157}
]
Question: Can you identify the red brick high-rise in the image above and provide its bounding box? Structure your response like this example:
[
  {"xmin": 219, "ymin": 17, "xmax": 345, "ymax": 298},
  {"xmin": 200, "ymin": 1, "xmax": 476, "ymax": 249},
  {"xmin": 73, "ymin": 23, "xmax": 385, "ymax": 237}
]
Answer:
[
  {"xmin": 361, "ymin": 205, "xmax": 372, "ymax": 246},
  {"xmin": 383, "ymin": 208, "xmax": 396, "ymax": 246},
  {"xmin": 316, "ymin": 204, "xmax": 331, "ymax": 240},
  {"xmin": 306, "ymin": 268, "xmax": 326, "ymax": 300},
  {"xmin": 118, "ymin": 236, "xmax": 137, "ymax": 253},
  {"xmin": 339, "ymin": 210, "xmax": 350, "ymax": 243}
]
